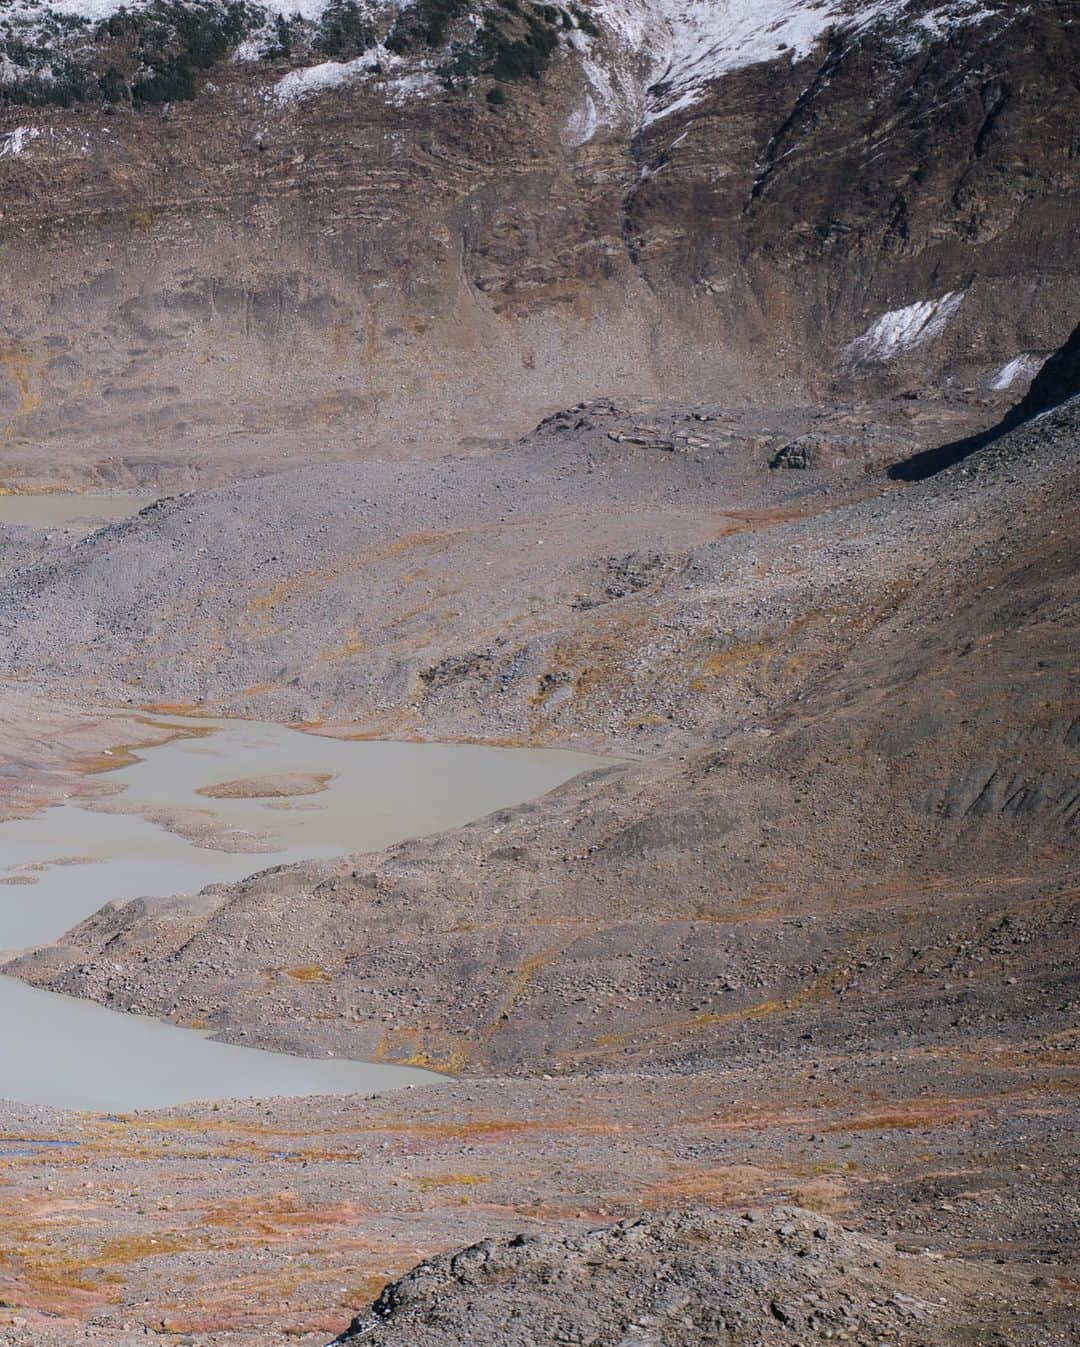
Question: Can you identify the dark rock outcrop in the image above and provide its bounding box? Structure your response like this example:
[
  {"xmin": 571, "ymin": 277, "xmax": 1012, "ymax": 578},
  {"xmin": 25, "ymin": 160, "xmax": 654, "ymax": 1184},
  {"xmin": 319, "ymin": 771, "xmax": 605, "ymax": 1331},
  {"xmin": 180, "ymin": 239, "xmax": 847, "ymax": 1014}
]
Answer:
[{"xmin": 334, "ymin": 1206, "xmax": 1038, "ymax": 1346}]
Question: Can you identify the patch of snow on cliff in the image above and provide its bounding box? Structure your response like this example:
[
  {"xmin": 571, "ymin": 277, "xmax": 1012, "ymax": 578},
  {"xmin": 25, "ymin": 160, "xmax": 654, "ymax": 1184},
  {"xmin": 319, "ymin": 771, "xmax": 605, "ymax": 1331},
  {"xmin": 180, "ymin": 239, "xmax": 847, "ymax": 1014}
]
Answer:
[
  {"xmin": 565, "ymin": 89, "xmax": 599, "ymax": 145},
  {"xmin": 383, "ymin": 69, "xmax": 439, "ymax": 104},
  {"xmin": 564, "ymin": 8, "xmax": 655, "ymax": 145},
  {"xmin": 989, "ymin": 352, "xmax": 1047, "ymax": 391},
  {"xmin": 272, "ymin": 43, "xmax": 433, "ymax": 106},
  {"xmin": 232, "ymin": 38, "xmax": 265, "ymax": 63},
  {"xmin": 916, "ymin": 0, "xmax": 998, "ymax": 41},
  {"xmin": 638, "ymin": 0, "xmax": 891, "ymax": 125},
  {"xmin": 274, "ymin": 53, "xmax": 377, "ymax": 103},
  {"xmin": 0, "ymin": 125, "xmax": 41, "ymax": 157},
  {"xmin": 565, "ymin": 32, "xmax": 621, "ymax": 144},
  {"xmin": 846, "ymin": 291, "xmax": 966, "ymax": 364},
  {"xmin": 255, "ymin": 0, "xmax": 333, "ymax": 13}
]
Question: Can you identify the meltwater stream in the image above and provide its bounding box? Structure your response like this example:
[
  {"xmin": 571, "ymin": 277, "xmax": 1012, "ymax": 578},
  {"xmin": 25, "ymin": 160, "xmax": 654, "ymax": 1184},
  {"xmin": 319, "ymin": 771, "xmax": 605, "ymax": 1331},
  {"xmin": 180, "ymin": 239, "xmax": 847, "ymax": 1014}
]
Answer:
[{"xmin": 0, "ymin": 715, "xmax": 606, "ymax": 1112}]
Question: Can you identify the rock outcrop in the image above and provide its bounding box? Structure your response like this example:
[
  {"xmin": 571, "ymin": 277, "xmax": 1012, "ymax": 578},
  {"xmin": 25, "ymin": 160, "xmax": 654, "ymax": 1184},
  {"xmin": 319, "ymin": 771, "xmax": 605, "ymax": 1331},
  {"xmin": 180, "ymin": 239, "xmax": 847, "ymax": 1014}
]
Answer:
[{"xmin": 335, "ymin": 1206, "xmax": 1054, "ymax": 1346}]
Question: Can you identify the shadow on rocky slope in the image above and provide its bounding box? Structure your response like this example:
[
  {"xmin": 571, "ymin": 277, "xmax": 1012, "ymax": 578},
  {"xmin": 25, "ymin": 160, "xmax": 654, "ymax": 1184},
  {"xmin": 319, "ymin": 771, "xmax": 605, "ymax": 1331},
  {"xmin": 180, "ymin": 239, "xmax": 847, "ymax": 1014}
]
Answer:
[{"xmin": 888, "ymin": 321, "xmax": 1080, "ymax": 480}]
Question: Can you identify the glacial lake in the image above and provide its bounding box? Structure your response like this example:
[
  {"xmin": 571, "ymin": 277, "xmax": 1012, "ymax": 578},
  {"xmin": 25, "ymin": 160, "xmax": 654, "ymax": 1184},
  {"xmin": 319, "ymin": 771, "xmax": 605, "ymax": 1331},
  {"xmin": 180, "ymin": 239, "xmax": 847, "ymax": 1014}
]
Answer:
[
  {"xmin": 0, "ymin": 493, "xmax": 156, "ymax": 529},
  {"xmin": 0, "ymin": 715, "xmax": 606, "ymax": 1111}
]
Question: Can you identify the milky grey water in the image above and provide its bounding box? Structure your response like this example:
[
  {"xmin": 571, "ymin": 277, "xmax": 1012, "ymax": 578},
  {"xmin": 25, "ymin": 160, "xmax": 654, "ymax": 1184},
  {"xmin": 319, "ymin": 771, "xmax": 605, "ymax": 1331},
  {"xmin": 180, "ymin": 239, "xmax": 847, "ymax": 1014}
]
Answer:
[
  {"xmin": 0, "ymin": 492, "xmax": 155, "ymax": 529},
  {"xmin": 0, "ymin": 715, "xmax": 606, "ymax": 1111}
]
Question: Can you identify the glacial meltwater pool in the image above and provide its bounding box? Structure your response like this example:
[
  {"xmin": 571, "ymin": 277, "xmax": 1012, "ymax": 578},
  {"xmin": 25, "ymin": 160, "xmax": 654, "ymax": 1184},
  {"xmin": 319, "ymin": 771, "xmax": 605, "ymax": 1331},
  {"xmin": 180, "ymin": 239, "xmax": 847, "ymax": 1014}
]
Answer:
[
  {"xmin": 0, "ymin": 715, "xmax": 606, "ymax": 1111},
  {"xmin": 0, "ymin": 493, "xmax": 156, "ymax": 529}
]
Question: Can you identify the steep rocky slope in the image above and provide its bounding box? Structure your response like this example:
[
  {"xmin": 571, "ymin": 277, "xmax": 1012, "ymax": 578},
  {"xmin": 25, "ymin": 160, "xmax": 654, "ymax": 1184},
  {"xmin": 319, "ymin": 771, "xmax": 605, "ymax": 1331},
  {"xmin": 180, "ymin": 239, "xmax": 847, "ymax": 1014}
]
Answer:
[{"xmin": 0, "ymin": 0, "xmax": 1076, "ymax": 486}]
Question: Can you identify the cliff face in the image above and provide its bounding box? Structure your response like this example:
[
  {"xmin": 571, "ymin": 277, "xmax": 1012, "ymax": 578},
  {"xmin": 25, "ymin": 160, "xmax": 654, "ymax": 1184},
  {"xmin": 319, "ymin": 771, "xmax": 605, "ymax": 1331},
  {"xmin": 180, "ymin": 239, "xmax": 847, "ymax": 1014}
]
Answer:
[
  {"xmin": 628, "ymin": 1, "xmax": 1080, "ymax": 386},
  {"xmin": 0, "ymin": 0, "xmax": 1076, "ymax": 484}
]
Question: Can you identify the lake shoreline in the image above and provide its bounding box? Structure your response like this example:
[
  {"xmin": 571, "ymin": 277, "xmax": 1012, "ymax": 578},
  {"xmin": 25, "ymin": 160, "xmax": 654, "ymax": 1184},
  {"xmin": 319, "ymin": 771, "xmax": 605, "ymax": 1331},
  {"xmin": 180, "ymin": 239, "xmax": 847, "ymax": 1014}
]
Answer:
[{"xmin": 0, "ymin": 705, "xmax": 606, "ymax": 1111}]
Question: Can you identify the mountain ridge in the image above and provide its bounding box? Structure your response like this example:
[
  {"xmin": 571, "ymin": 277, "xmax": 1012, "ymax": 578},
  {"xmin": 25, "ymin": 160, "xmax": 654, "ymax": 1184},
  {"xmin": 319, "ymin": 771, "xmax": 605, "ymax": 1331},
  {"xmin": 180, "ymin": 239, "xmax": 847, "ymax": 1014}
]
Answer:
[{"xmin": 2, "ymin": 0, "xmax": 1076, "ymax": 485}]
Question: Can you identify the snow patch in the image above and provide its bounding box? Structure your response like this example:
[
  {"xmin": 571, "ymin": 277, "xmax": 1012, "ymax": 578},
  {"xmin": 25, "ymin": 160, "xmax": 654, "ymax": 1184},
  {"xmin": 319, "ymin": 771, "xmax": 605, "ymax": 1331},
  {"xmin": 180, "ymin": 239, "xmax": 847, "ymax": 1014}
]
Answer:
[
  {"xmin": 382, "ymin": 70, "xmax": 439, "ymax": 104},
  {"xmin": 638, "ymin": 0, "xmax": 893, "ymax": 125},
  {"xmin": 916, "ymin": 0, "xmax": 999, "ymax": 42},
  {"xmin": 232, "ymin": 38, "xmax": 266, "ymax": 64},
  {"xmin": 988, "ymin": 352, "xmax": 1046, "ymax": 391},
  {"xmin": 846, "ymin": 291, "xmax": 966, "ymax": 364},
  {"xmin": 0, "ymin": 125, "xmax": 41, "ymax": 157},
  {"xmin": 274, "ymin": 53, "xmax": 380, "ymax": 103},
  {"xmin": 272, "ymin": 44, "xmax": 435, "ymax": 106},
  {"xmin": 573, "ymin": 0, "xmax": 1006, "ymax": 128},
  {"xmin": 565, "ymin": 90, "xmax": 599, "ymax": 146},
  {"xmin": 564, "ymin": 17, "xmax": 652, "ymax": 145}
]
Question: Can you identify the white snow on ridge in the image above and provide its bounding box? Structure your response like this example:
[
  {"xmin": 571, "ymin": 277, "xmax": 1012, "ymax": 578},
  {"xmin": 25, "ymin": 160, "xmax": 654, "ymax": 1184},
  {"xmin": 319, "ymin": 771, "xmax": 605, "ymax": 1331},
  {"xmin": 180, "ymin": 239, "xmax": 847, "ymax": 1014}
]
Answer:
[
  {"xmin": 635, "ymin": 0, "xmax": 889, "ymax": 126},
  {"xmin": 989, "ymin": 352, "xmax": 1046, "ymax": 391},
  {"xmin": 0, "ymin": 125, "xmax": 41, "ymax": 157},
  {"xmin": 916, "ymin": 0, "xmax": 999, "ymax": 41},
  {"xmin": 625, "ymin": 0, "xmax": 1003, "ymax": 126},
  {"xmin": 2, "ymin": 0, "xmax": 1006, "ymax": 129},
  {"xmin": 845, "ymin": 291, "xmax": 966, "ymax": 364},
  {"xmin": 564, "ymin": 17, "xmax": 651, "ymax": 145}
]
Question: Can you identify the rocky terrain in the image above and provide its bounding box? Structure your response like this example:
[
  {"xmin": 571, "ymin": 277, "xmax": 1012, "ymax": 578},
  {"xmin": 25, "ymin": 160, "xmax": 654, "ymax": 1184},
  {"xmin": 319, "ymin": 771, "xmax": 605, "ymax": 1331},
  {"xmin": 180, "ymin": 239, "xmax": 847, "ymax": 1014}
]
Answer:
[
  {"xmin": 337, "ymin": 1207, "xmax": 1065, "ymax": 1346},
  {"xmin": 0, "ymin": 1, "xmax": 1076, "ymax": 1343},
  {"xmin": 2, "ymin": 359, "xmax": 1076, "ymax": 1071},
  {"xmin": 0, "ymin": 392, "xmax": 1002, "ymax": 731},
  {"xmin": 0, "ymin": 1001, "xmax": 1076, "ymax": 1343},
  {"xmin": 0, "ymin": 375, "xmax": 1074, "ymax": 1345}
]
